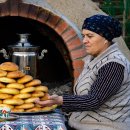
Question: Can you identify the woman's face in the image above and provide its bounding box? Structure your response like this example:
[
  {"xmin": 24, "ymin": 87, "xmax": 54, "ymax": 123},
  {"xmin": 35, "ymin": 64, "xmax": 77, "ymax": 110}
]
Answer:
[{"xmin": 82, "ymin": 29, "xmax": 110, "ymax": 57}]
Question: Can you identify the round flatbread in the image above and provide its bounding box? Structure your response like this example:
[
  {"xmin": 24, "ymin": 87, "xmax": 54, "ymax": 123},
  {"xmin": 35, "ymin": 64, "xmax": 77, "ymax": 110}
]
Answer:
[
  {"xmin": 25, "ymin": 79, "xmax": 41, "ymax": 87},
  {"xmin": 0, "ymin": 70, "xmax": 7, "ymax": 77},
  {"xmin": 3, "ymin": 99, "xmax": 24, "ymax": 105},
  {"xmin": 0, "ymin": 62, "xmax": 19, "ymax": 71},
  {"xmin": 6, "ymin": 83, "xmax": 25, "ymax": 89},
  {"xmin": 17, "ymin": 75, "xmax": 33, "ymax": 84},
  {"xmin": 0, "ymin": 88, "xmax": 19, "ymax": 95},
  {"xmin": 7, "ymin": 70, "xmax": 25, "ymax": 78},
  {"xmin": 0, "ymin": 77, "xmax": 16, "ymax": 83}
]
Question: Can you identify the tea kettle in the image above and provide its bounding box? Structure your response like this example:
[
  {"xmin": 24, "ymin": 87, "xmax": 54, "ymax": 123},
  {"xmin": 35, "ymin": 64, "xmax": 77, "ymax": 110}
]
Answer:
[{"xmin": 0, "ymin": 34, "xmax": 47, "ymax": 78}]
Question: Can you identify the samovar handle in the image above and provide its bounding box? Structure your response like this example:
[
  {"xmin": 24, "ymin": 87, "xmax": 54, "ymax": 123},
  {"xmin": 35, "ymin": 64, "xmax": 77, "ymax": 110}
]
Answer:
[
  {"xmin": 38, "ymin": 49, "xmax": 48, "ymax": 60},
  {"xmin": 0, "ymin": 48, "xmax": 9, "ymax": 59}
]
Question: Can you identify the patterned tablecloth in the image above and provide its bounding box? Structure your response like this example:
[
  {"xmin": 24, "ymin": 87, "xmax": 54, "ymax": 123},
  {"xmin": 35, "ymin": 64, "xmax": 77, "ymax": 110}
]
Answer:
[{"xmin": 0, "ymin": 109, "xmax": 67, "ymax": 130}]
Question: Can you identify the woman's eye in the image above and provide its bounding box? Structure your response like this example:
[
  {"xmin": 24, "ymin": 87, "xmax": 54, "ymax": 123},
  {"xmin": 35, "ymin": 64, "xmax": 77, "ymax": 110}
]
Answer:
[
  {"xmin": 87, "ymin": 35, "xmax": 93, "ymax": 38},
  {"xmin": 82, "ymin": 35, "xmax": 85, "ymax": 38},
  {"xmin": 82, "ymin": 34, "xmax": 93, "ymax": 39}
]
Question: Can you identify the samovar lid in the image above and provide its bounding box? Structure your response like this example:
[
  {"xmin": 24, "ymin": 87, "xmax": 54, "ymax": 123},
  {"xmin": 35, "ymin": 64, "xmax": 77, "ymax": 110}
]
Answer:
[{"xmin": 8, "ymin": 34, "xmax": 39, "ymax": 52}]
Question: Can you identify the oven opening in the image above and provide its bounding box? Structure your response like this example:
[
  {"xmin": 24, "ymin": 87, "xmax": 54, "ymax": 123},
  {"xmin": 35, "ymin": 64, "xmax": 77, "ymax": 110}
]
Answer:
[{"xmin": 0, "ymin": 16, "xmax": 73, "ymax": 94}]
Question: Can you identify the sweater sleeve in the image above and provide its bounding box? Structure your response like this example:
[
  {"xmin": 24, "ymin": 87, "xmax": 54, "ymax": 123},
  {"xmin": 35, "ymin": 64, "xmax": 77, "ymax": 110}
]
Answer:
[{"xmin": 62, "ymin": 62, "xmax": 124, "ymax": 112}]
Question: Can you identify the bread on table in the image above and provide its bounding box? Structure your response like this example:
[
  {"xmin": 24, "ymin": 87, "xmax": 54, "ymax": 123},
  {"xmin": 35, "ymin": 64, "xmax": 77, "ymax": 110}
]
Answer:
[
  {"xmin": 0, "ymin": 62, "xmax": 19, "ymax": 71},
  {"xmin": 6, "ymin": 83, "xmax": 25, "ymax": 89},
  {"xmin": 17, "ymin": 75, "xmax": 33, "ymax": 84},
  {"xmin": 0, "ymin": 82, "xmax": 6, "ymax": 88},
  {"xmin": 13, "ymin": 93, "xmax": 32, "ymax": 99},
  {"xmin": 0, "ymin": 77, "xmax": 16, "ymax": 83},
  {"xmin": 35, "ymin": 85, "xmax": 48, "ymax": 92},
  {"xmin": 0, "ymin": 61, "xmax": 56, "ymax": 113},
  {"xmin": 0, "ymin": 93, "xmax": 12, "ymax": 99},
  {"xmin": 3, "ymin": 99, "xmax": 24, "ymax": 105},
  {"xmin": 7, "ymin": 70, "xmax": 25, "ymax": 78},
  {"xmin": 0, "ymin": 70, "xmax": 7, "ymax": 77},
  {"xmin": 0, "ymin": 88, "xmax": 19, "ymax": 95},
  {"xmin": 25, "ymin": 79, "xmax": 41, "ymax": 87}
]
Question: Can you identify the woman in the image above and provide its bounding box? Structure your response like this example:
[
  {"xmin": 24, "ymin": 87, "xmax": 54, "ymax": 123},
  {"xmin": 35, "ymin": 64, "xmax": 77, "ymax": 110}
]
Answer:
[{"xmin": 35, "ymin": 14, "xmax": 130, "ymax": 130}]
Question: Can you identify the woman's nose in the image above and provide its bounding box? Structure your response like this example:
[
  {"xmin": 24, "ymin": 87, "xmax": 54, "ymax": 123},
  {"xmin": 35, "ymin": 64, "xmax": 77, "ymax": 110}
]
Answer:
[{"xmin": 83, "ymin": 37, "xmax": 89, "ymax": 44}]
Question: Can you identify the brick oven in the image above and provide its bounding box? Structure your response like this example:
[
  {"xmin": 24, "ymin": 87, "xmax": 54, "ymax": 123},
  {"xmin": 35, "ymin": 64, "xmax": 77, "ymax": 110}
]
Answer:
[{"xmin": 0, "ymin": 0, "xmax": 86, "ymax": 87}]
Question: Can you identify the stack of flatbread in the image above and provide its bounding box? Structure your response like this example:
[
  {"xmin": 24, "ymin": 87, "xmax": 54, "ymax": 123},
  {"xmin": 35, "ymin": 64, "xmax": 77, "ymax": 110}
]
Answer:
[{"xmin": 0, "ymin": 62, "xmax": 57, "ymax": 113}]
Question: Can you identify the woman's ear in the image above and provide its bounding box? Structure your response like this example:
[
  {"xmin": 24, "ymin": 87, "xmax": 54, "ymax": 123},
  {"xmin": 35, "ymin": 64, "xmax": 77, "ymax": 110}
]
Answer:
[{"xmin": 104, "ymin": 40, "xmax": 108, "ymax": 45}]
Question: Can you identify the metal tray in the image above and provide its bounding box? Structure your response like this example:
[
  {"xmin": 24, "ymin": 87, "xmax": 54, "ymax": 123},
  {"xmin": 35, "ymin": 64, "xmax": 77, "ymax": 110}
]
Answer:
[
  {"xmin": 0, "ymin": 114, "xmax": 20, "ymax": 121},
  {"xmin": 11, "ymin": 105, "xmax": 58, "ymax": 115},
  {"xmin": 11, "ymin": 109, "xmax": 55, "ymax": 115}
]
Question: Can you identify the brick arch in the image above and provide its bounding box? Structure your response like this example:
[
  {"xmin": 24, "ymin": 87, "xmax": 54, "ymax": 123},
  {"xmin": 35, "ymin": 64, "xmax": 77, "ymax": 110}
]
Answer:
[{"xmin": 0, "ymin": 0, "xmax": 86, "ymax": 82}]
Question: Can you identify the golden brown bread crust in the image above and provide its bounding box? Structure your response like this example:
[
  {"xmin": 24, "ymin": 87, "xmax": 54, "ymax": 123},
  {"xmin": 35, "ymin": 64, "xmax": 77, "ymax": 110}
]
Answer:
[
  {"xmin": 35, "ymin": 104, "xmax": 42, "ymax": 108},
  {"xmin": 0, "ymin": 100, "xmax": 2, "ymax": 104},
  {"xmin": 26, "ymin": 107, "xmax": 41, "ymax": 112},
  {"xmin": 42, "ymin": 105, "xmax": 57, "ymax": 111},
  {"xmin": 40, "ymin": 93, "xmax": 49, "ymax": 101},
  {"xmin": 35, "ymin": 86, "xmax": 48, "ymax": 92},
  {"xmin": 11, "ymin": 108, "xmax": 24, "ymax": 113},
  {"xmin": 0, "ymin": 93, "xmax": 12, "ymax": 99},
  {"xmin": 3, "ymin": 99, "xmax": 24, "ymax": 105},
  {"xmin": 17, "ymin": 75, "xmax": 33, "ymax": 84},
  {"xmin": 41, "ymin": 106, "xmax": 54, "ymax": 111},
  {"xmin": 15, "ymin": 103, "xmax": 34, "ymax": 109},
  {"xmin": 0, "ymin": 77, "xmax": 16, "ymax": 83},
  {"xmin": 0, "ymin": 82, "xmax": 6, "ymax": 88},
  {"xmin": 31, "ymin": 91, "xmax": 44, "ymax": 97},
  {"xmin": 20, "ymin": 87, "xmax": 36, "ymax": 93},
  {"xmin": 13, "ymin": 93, "xmax": 32, "ymax": 99},
  {"xmin": 0, "ymin": 70, "xmax": 7, "ymax": 77},
  {"xmin": 0, "ymin": 88, "xmax": 19, "ymax": 95},
  {"xmin": 0, "ymin": 62, "xmax": 19, "ymax": 71},
  {"xmin": 0, "ymin": 104, "xmax": 14, "ymax": 109},
  {"xmin": 25, "ymin": 79, "xmax": 41, "ymax": 87},
  {"xmin": 6, "ymin": 83, "xmax": 25, "ymax": 89},
  {"xmin": 0, "ymin": 61, "xmax": 53, "ymax": 113},
  {"xmin": 24, "ymin": 97, "xmax": 39, "ymax": 103},
  {"xmin": 7, "ymin": 70, "xmax": 25, "ymax": 79}
]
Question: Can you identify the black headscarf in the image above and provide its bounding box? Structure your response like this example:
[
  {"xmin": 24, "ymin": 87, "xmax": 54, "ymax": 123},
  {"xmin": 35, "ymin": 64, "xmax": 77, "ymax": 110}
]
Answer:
[{"xmin": 82, "ymin": 14, "xmax": 122, "ymax": 41}]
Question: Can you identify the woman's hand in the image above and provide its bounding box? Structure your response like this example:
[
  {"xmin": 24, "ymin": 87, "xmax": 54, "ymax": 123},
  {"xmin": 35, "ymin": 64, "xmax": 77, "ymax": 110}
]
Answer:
[{"xmin": 34, "ymin": 94, "xmax": 63, "ymax": 107}]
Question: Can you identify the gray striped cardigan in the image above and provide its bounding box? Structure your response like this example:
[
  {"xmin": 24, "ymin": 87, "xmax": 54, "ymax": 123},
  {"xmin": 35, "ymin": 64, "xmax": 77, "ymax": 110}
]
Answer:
[{"xmin": 69, "ymin": 43, "xmax": 130, "ymax": 130}]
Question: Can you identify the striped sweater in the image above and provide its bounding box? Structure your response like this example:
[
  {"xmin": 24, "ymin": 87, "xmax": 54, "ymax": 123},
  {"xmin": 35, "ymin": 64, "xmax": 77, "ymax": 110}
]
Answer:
[{"xmin": 62, "ymin": 43, "xmax": 130, "ymax": 130}]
